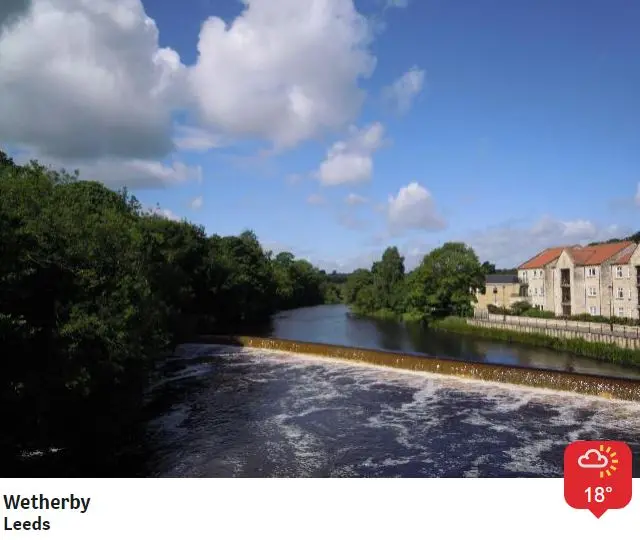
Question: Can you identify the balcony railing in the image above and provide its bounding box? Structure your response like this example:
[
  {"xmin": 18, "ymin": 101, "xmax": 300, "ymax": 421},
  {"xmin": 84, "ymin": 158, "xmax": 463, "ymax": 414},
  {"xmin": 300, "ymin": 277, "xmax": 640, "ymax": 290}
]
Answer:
[{"xmin": 561, "ymin": 280, "xmax": 571, "ymax": 287}]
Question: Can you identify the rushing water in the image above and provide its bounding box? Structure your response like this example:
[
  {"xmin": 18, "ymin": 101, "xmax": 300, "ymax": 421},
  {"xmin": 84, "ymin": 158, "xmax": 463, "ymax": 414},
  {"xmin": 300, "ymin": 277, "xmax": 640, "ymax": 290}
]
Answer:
[
  {"xmin": 146, "ymin": 344, "xmax": 640, "ymax": 477},
  {"xmin": 135, "ymin": 305, "xmax": 640, "ymax": 478},
  {"xmin": 17, "ymin": 304, "xmax": 640, "ymax": 477}
]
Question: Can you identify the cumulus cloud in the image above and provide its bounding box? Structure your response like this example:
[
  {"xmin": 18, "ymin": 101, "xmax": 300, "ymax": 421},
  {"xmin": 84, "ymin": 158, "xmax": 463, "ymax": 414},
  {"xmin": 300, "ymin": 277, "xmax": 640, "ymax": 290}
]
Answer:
[
  {"xmin": 19, "ymin": 154, "xmax": 202, "ymax": 190},
  {"xmin": 151, "ymin": 207, "xmax": 181, "ymax": 222},
  {"xmin": 190, "ymin": 195, "xmax": 204, "ymax": 210},
  {"xmin": 345, "ymin": 193, "xmax": 368, "ymax": 205},
  {"xmin": 467, "ymin": 215, "xmax": 629, "ymax": 268},
  {"xmin": 0, "ymin": 0, "xmax": 186, "ymax": 162},
  {"xmin": 316, "ymin": 122, "xmax": 385, "ymax": 185},
  {"xmin": 387, "ymin": 182, "xmax": 446, "ymax": 233},
  {"xmin": 189, "ymin": 0, "xmax": 376, "ymax": 149},
  {"xmin": 174, "ymin": 125, "xmax": 225, "ymax": 152},
  {"xmin": 307, "ymin": 193, "xmax": 326, "ymax": 205},
  {"xmin": 382, "ymin": 66, "xmax": 425, "ymax": 113}
]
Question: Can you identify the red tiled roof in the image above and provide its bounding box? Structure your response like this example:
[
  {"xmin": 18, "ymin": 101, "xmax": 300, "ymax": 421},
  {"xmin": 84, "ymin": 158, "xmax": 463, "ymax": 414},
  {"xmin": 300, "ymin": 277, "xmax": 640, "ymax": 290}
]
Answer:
[
  {"xmin": 569, "ymin": 241, "xmax": 634, "ymax": 266},
  {"xmin": 611, "ymin": 243, "xmax": 638, "ymax": 264},
  {"xmin": 518, "ymin": 246, "xmax": 567, "ymax": 269}
]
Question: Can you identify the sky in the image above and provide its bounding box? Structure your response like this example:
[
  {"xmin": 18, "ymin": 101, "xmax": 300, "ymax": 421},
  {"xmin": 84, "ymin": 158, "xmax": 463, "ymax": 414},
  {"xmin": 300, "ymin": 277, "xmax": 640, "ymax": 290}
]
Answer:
[{"xmin": 1, "ymin": 0, "xmax": 639, "ymax": 271}]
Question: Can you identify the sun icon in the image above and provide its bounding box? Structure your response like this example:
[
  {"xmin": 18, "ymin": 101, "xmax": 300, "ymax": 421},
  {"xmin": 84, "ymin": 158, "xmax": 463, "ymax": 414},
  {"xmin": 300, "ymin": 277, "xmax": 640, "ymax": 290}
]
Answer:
[{"xmin": 598, "ymin": 445, "xmax": 619, "ymax": 479}]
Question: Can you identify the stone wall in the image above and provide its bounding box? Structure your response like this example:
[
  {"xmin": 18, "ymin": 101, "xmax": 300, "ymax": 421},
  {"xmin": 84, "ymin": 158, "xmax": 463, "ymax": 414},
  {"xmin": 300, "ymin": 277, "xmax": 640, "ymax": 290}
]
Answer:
[{"xmin": 468, "ymin": 317, "xmax": 640, "ymax": 350}]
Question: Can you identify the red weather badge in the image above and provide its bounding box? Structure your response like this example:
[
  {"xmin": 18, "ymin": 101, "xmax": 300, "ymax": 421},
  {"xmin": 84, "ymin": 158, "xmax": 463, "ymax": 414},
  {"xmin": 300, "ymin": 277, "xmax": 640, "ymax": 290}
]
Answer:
[{"xmin": 564, "ymin": 440, "xmax": 632, "ymax": 518}]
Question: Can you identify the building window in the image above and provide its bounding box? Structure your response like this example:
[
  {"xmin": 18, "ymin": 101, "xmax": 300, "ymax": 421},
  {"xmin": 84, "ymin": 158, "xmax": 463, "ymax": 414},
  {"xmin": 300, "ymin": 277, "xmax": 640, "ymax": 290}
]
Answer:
[
  {"xmin": 617, "ymin": 287, "xmax": 624, "ymax": 299},
  {"xmin": 587, "ymin": 267, "xmax": 597, "ymax": 277},
  {"xmin": 616, "ymin": 266, "xmax": 623, "ymax": 278},
  {"xmin": 540, "ymin": 287, "xmax": 544, "ymax": 296},
  {"xmin": 618, "ymin": 307, "xmax": 624, "ymax": 317},
  {"xmin": 588, "ymin": 287, "xmax": 597, "ymax": 297},
  {"xmin": 589, "ymin": 306, "xmax": 597, "ymax": 316}
]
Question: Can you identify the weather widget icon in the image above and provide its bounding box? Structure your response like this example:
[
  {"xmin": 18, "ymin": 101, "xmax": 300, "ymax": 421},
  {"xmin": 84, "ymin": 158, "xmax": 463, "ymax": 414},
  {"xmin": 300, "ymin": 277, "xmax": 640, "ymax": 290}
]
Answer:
[{"xmin": 577, "ymin": 445, "xmax": 620, "ymax": 479}]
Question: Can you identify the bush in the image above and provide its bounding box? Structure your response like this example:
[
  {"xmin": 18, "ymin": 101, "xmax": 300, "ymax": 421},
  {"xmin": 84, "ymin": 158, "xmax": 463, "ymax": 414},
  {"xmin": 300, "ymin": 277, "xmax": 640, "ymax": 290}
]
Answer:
[
  {"xmin": 510, "ymin": 301, "xmax": 532, "ymax": 315},
  {"xmin": 522, "ymin": 308, "xmax": 555, "ymax": 319}
]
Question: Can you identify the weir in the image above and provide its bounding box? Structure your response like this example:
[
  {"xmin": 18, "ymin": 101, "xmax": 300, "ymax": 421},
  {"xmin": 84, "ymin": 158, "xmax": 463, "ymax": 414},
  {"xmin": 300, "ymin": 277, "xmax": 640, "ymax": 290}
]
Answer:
[{"xmin": 198, "ymin": 335, "xmax": 640, "ymax": 402}]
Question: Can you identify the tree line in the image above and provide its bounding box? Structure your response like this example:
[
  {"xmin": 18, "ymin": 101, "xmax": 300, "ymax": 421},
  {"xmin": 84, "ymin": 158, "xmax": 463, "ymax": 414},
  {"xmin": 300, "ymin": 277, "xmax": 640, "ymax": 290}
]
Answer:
[
  {"xmin": 344, "ymin": 244, "xmax": 486, "ymax": 322},
  {"xmin": 0, "ymin": 153, "xmax": 339, "ymax": 462}
]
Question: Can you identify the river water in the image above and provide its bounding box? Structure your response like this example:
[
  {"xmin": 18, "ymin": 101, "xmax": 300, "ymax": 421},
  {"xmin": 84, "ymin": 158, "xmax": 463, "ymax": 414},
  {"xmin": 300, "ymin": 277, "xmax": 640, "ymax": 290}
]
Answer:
[{"xmin": 140, "ymin": 305, "xmax": 640, "ymax": 478}]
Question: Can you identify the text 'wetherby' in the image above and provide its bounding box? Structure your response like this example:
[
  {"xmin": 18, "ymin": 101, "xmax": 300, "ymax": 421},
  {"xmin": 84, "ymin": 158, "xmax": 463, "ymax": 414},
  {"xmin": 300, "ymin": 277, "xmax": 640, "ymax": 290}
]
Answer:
[{"xmin": 3, "ymin": 493, "xmax": 91, "ymax": 532}]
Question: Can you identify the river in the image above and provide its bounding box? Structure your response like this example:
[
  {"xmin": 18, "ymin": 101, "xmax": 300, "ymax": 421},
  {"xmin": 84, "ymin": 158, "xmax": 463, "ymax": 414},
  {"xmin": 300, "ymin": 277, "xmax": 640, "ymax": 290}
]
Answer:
[{"xmin": 18, "ymin": 304, "xmax": 640, "ymax": 477}]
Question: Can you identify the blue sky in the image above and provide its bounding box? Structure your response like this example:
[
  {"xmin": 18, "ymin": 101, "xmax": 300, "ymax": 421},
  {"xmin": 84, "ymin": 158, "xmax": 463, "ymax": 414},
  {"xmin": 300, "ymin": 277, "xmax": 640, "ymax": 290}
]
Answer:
[{"xmin": 1, "ymin": 0, "xmax": 639, "ymax": 269}]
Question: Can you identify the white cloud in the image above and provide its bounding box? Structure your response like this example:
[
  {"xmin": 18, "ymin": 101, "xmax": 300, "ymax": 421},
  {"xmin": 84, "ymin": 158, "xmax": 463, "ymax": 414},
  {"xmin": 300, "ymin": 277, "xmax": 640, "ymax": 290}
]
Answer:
[
  {"xmin": 345, "ymin": 193, "xmax": 368, "ymax": 205},
  {"xmin": 189, "ymin": 0, "xmax": 376, "ymax": 149},
  {"xmin": 0, "ymin": 0, "xmax": 186, "ymax": 161},
  {"xmin": 316, "ymin": 122, "xmax": 385, "ymax": 185},
  {"xmin": 151, "ymin": 207, "xmax": 181, "ymax": 222},
  {"xmin": 20, "ymin": 154, "xmax": 202, "ymax": 189},
  {"xmin": 382, "ymin": 66, "xmax": 425, "ymax": 113},
  {"xmin": 467, "ymin": 216, "xmax": 630, "ymax": 268},
  {"xmin": 307, "ymin": 193, "xmax": 326, "ymax": 205},
  {"xmin": 387, "ymin": 182, "xmax": 445, "ymax": 233},
  {"xmin": 190, "ymin": 195, "xmax": 204, "ymax": 210},
  {"xmin": 174, "ymin": 125, "xmax": 225, "ymax": 152}
]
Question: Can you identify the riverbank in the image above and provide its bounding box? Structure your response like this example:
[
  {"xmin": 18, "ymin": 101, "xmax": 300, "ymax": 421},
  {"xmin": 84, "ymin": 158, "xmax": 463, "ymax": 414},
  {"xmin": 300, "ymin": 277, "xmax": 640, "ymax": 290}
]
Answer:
[{"xmin": 431, "ymin": 317, "xmax": 640, "ymax": 368}]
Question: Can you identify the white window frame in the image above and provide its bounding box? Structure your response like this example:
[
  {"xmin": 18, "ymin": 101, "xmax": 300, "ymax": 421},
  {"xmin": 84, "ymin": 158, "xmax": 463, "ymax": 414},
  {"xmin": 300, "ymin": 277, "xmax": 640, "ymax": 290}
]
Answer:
[
  {"xmin": 617, "ymin": 287, "xmax": 624, "ymax": 299},
  {"xmin": 615, "ymin": 266, "xmax": 623, "ymax": 278},
  {"xmin": 627, "ymin": 266, "xmax": 631, "ymax": 278},
  {"xmin": 587, "ymin": 267, "xmax": 597, "ymax": 277},
  {"xmin": 540, "ymin": 286, "xmax": 544, "ymax": 296},
  {"xmin": 588, "ymin": 287, "xmax": 597, "ymax": 297},
  {"xmin": 617, "ymin": 307, "xmax": 624, "ymax": 317},
  {"xmin": 589, "ymin": 306, "xmax": 597, "ymax": 315}
]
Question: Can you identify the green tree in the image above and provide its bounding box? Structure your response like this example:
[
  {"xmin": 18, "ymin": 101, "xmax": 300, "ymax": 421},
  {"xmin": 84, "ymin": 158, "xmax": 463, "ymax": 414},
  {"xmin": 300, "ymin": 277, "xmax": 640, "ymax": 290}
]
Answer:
[
  {"xmin": 372, "ymin": 247, "xmax": 405, "ymax": 313},
  {"xmin": 407, "ymin": 242, "xmax": 485, "ymax": 318}
]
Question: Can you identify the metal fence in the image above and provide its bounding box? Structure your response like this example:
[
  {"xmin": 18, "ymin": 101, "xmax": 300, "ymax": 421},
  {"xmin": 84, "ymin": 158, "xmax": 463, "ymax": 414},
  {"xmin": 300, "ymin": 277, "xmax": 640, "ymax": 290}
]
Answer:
[{"xmin": 473, "ymin": 311, "xmax": 640, "ymax": 340}]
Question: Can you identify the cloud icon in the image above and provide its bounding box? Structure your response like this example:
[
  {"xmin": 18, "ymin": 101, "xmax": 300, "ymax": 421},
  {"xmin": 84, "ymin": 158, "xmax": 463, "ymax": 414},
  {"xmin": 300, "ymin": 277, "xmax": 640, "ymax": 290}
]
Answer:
[{"xmin": 578, "ymin": 449, "xmax": 609, "ymax": 469}]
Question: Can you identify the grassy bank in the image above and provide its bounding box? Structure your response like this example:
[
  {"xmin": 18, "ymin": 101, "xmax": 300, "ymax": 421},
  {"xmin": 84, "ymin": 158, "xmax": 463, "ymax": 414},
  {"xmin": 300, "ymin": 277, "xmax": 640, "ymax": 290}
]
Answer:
[{"xmin": 431, "ymin": 317, "xmax": 640, "ymax": 368}]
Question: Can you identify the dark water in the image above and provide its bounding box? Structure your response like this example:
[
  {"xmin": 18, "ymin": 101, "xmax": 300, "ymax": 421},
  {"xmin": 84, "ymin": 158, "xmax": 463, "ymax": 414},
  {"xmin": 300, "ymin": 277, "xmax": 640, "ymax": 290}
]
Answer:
[
  {"xmin": 136, "ymin": 305, "xmax": 640, "ymax": 477},
  {"xmin": 17, "ymin": 304, "xmax": 640, "ymax": 477}
]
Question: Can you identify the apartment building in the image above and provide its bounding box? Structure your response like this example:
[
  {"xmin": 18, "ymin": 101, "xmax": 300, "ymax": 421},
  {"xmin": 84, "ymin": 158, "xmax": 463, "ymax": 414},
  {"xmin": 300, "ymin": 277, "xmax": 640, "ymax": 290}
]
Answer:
[
  {"xmin": 517, "ymin": 241, "xmax": 640, "ymax": 319},
  {"xmin": 474, "ymin": 274, "xmax": 523, "ymax": 311}
]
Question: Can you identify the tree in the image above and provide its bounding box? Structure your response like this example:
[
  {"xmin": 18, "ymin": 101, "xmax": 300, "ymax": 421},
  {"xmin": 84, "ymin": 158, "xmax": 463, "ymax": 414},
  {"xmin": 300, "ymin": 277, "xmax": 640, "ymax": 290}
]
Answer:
[
  {"xmin": 481, "ymin": 261, "xmax": 496, "ymax": 274},
  {"xmin": 344, "ymin": 269, "xmax": 373, "ymax": 306},
  {"xmin": 372, "ymin": 247, "xmax": 405, "ymax": 312},
  {"xmin": 407, "ymin": 242, "xmax": 485, "ymax": 318}
]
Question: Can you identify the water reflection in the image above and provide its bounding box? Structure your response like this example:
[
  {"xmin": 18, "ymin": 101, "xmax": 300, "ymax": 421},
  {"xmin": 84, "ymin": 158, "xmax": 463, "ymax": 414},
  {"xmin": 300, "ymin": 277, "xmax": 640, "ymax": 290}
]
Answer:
[{"xmin": 266, "ymin": 305, "xmax": 640, "ymax": 381}]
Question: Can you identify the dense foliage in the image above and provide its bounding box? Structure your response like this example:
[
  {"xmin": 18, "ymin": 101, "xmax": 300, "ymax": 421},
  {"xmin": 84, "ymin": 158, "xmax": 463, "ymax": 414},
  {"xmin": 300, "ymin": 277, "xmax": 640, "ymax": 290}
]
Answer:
[
  {"xmin": 0, "ymin": 153, "xmax": 336, "ymax": 460},
  {"xmin": 346, "ymin": 243, "xmax": 486, "ymax": 322}
]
